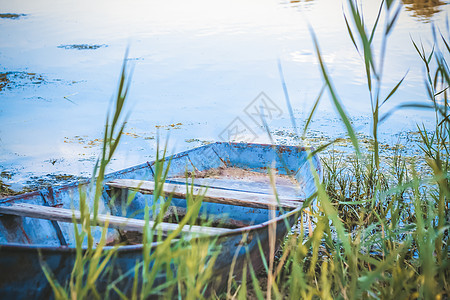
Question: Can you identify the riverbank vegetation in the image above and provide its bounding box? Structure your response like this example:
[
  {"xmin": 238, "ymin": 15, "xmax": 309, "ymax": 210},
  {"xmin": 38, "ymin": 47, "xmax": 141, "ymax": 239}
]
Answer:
[
  {"xmin": 264, "ymin": 0, "xmax": 449, "ymax": 298},
  {"xmin": 4, "ymin": 0, "xmax": 448, "ymax": 298}
]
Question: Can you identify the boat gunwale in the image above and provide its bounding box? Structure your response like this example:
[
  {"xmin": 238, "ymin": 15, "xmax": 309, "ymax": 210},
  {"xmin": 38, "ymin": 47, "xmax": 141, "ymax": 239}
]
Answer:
[
  {"xmin": 0, "ymin": 142, "xmax": 313, "ymax": 205},
  {"xmin": 0, "ymin": 206, "xmax": 303, "ymax": 253}
]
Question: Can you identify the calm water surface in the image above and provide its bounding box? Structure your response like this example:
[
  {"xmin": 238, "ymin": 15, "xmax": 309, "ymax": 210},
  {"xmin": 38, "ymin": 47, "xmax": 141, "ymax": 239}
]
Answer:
[{"xmin": 0, "ymin": 0, "xmax": 448, "ymax": 189}]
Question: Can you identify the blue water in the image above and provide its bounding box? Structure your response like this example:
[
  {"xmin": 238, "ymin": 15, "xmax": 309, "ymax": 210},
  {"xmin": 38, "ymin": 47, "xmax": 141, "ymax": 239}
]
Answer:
[{"xmin": 0, "ymin": 0, "xmax": 448, "ymax": 189}]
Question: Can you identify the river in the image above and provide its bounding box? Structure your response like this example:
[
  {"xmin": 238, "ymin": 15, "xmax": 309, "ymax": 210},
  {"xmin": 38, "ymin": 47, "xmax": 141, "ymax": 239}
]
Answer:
[{"xmin": 0, "ymin": 0, "xmax": 448, "ymax": 189}]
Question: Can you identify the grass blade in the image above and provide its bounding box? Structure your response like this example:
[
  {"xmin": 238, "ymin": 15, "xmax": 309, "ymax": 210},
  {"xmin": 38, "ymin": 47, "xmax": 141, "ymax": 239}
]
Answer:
[{"xmin": 309, "ymin": 26, "xmax": 360, "ymax": 156}]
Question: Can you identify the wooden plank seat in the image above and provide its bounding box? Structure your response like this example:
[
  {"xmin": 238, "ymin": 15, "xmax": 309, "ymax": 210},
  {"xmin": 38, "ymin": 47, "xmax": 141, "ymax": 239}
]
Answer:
[
  {"xmin": 0, "ymin": 203, "xmax": 232, "ymax": 236},
  {"xmin": 106, "ymin": 179, "xmax": 303, "ymax": 209},
  {"xmin": 166, "ymin": 177, "xmax": 303, "ymax": 199}
]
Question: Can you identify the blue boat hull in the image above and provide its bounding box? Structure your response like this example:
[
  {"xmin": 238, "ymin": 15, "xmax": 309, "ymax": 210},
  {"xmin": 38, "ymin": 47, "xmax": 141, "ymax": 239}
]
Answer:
[{"xmin": 0, "ymin": 142, "xmax": 322, "ymax": 298}]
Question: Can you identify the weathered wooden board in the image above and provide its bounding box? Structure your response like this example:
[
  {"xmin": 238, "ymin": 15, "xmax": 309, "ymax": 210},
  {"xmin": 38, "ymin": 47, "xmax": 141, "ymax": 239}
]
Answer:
[
  {"xmin": 0, "ymin": 203, "xmax": 231, "ymax": 236},
  {"xmin": 166, "ymin": 177, "xmax": 304, "ymax": 199},
  {"xmin": 106, "ymin": 179, "xmax": 303, "ymax": 209}
]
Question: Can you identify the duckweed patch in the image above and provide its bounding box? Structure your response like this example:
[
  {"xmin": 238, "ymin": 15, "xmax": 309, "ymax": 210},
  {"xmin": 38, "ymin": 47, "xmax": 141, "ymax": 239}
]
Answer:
[
  {"xmin": 0, "ymin": 13, "xmax": 26, "ymax": 19},
  {"xmin": 185, "ymin": 138, "xmax": 200, "ymax": 143},
  {"xmin": 0, "ymin": 72, "xmax": 65, "ymax": 92},
  {"xmin": 24, "ymin": 174, "xmax": 84, "ymax": 191},
  {"xmin": 155, "ymin": 122, "xmax": 183, "ymax": 130},
  {"xmin": 57, "ymin": 44, "xmax": 108, "ymax": 50},
  {"xmin": 64, "ymin": 130, "xmax": 154, "ymax": 148},
  {"xmin": 0, "ymin": 180, "xmax": 18, "ymax": 198}
]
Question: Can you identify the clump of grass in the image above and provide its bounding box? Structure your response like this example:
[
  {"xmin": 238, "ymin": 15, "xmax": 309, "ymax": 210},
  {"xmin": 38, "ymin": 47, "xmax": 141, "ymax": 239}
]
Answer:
[
  {"xmin": 255, "ymin": 0, "xmax": 449, "ymax": 298},
  {"xmin": 118, "ymin": 147, "xmax": 221, "ymax": 299},
  {"xmin": 322, "ymin": 152, "xmax": 391, "ymax": 232}
]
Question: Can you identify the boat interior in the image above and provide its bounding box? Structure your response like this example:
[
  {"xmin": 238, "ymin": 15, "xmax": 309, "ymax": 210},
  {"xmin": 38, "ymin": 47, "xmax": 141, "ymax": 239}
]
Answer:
[{"xmin": 0, "ymin": 143, "xmax": 320, "ymax": 247}]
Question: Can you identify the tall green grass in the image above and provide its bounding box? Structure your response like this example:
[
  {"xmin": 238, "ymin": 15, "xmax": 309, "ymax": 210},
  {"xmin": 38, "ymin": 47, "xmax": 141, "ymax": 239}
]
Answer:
[
  {"xmin": 41, "ymin": 56, "xmax": 220, "ymax": 299},
  {"xmin": 41, "ymin": 55, "xmax": 132, "ymax": 299},
  {"xmin": 261, "ymin": 0, "xmax": 449, "ymax": 298}
]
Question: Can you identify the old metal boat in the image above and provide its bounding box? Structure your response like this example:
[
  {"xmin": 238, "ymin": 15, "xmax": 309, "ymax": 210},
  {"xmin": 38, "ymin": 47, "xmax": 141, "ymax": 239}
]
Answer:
[{"xmin": 0, "ymin": 142, "xmax": 322, "ymax": 298}]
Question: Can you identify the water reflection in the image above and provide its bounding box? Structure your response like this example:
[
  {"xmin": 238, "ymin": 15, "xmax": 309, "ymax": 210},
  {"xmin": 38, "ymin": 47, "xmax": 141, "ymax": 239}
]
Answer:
[{"xmin": 402, "ymin": 0, "xmax": 448, "ymax": 23}]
